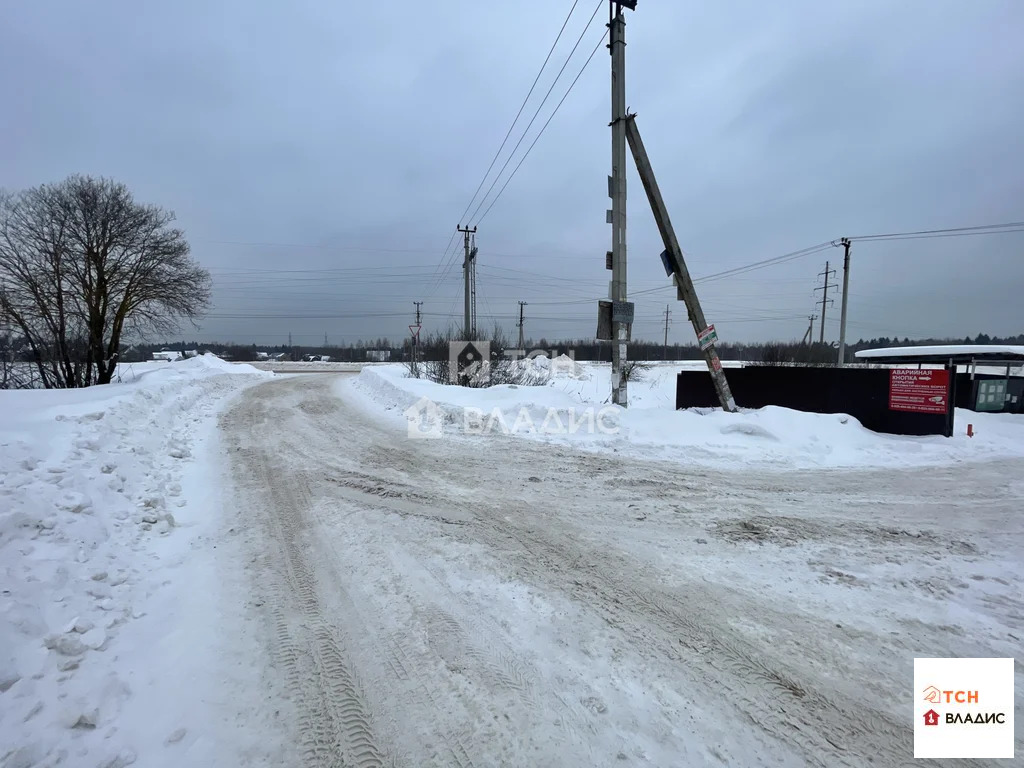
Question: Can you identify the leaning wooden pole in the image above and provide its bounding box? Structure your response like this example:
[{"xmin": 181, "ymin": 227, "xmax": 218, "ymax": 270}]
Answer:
[{"xmin": 624, "ymin": 114, "xmax": 737, "ymax": 412}]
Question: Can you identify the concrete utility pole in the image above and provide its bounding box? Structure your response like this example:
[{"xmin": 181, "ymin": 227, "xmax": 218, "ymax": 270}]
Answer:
[
  {"xmin": 457, "ymin": 225, "xmax": 476, "ymax": 338},
  {"xmin": 815, "ymin": 261, "xmax": 837, "ymax": 344},
  {"xmin": 624, "ymin": 115, "xmax": 737, "ymax": 412},
  {"xmin": 608, "ymin": 1, "xmax": 631, "ymax": 407},
  {"xmin": 662, "ymin": 304, "xmax": 671, "ymax": 360},
  {"xmin": 517, "ymin": 301, "xmax": 527, "ymax": 349},
  {"xmin": 836, "ymin": 237, "xmax": 852, "ymax": 366}
]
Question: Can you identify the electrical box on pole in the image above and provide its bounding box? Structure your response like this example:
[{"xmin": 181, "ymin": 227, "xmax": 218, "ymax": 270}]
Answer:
[{"xmin": 623, "ymin": 114, "xmax": 737, "ymax": 412}]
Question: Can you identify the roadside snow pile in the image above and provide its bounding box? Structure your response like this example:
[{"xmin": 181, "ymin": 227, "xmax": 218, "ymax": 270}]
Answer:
[
  {"xmin": 0, "ymin": 354, "xmax": 269, "ymax": 768},
  {"xmin": 348, "ymin": 363, "xmax": 595, "ymax": 438},
  {"xmin": 344, "ymin": 363, "xmax": 1024, "ymax": 469}
]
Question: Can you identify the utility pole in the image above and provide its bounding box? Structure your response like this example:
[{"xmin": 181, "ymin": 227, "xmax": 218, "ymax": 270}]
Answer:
[
  {"xmin": 802, "ymin": 314, "xmax": 817, "ymax": 345},
  {"xmin": 624, "ymin": 115, "xmax": 737, "ymax": 412},
  {"xmin": 836, "ymin": 237, "xmax": 852, "ymax": 366},
  {"xmin": 517, "ymin": 301, "xmax": 527, "ymax": 349},
  {"xmin": 662, "ymin": 304, "xmax": 671, "ymax": 360},
  {"xmin": 608, "ymin": 1, "xmax": 631, "ymax": 407},
  {"xmin": 411, "ymin": 301, "xmax": 423, "ymax": 376},
  {"xmin": 324, "ymin": 332, "xmax": 328, "ymax": 347},
  {"xmin": 457, "ymin": 225, "xmax": 476, "ymax": 339},
  {"xmin": 814, "ymin": 261, "xmax": 837, "ymax": 344}
]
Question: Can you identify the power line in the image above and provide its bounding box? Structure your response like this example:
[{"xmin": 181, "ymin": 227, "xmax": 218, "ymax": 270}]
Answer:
[
  {"xmin": 847, "ymin": 221, "xmax": 1024, "ymax": 242},
  {"xmin": 455, "ymin": 0, "xmax": 581, "ymax": 227},
  {"xmin": 425, "ymin": 2, "xmax": 593, "ymax": 301},
  {"xmin": 468, "ymin": 0, "xmax": 606, "ymax": 225},
  {"xmin": 476, "ymin": 26, "xmax": 608, "ymax": 227}
]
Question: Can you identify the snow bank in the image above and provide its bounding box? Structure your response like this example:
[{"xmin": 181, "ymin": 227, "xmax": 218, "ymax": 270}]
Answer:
[
  {"xmin": 0, "ymin": 354, "xmax": 270, "ymax": 767},
  {"xmin": 345, "ymin": 363, "xmax": 1024, "ymax": 469}
]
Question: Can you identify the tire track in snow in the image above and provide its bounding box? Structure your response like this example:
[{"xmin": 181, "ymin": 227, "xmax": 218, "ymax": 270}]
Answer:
[
  {"xmin": 470, "ymin": 505, "xmax": 907, "ymax": 768},
  {"xmin": 223, "ymin": 395, "xmax": 389, "ymax": 768}
]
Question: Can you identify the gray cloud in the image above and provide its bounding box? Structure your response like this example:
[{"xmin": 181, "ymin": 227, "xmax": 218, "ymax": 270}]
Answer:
[{"xmin": 2, "ymin": 0, "xmax": 1022, "ymax": 347}]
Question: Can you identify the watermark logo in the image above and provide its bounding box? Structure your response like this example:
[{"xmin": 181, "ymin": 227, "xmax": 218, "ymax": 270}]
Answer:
[
  {"xmin": 401, "ymin": 396, "xmax": 619, "ymax": 441},
  {"xmin": 403, "ymin": 396, "xmax": 443, "ymax": 440},
  {"xmin": 447, "ymin": 341, "xmax": 581, "ymax": 385},
  {"xmin": 914, "ymin": 658, "xmax": 1013, "ymax": 758},
  {"xmin": 463, "ymin": 405, "xmax": 618, "ymax": 437},
  {"xmin": 448, "ymin": 341, "xmax": 490, "ymax": 384}
]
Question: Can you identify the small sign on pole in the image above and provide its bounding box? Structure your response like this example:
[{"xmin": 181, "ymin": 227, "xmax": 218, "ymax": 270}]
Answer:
[{"xmin": 697, "ymin": 324, "xmax": 718, "ymax": 351}]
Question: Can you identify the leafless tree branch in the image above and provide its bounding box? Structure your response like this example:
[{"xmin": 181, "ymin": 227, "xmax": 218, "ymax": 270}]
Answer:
[{"xmin": 0, "ymin": 176, "xmax": 210, "ymax": 387}]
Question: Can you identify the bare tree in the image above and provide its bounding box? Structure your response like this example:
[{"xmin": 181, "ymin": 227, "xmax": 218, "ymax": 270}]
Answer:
[{"xmin": 0, "ymin": 176, "xmax": 210, "ymax": 387}]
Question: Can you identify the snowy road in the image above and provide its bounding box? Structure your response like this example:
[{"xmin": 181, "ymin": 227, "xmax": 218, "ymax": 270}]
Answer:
[{"xmin": 221, "ymin": 374, "xmax": 1023, "ymax": 767}]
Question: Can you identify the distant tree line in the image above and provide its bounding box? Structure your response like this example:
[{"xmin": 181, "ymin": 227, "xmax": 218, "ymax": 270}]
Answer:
[
  {"xmin": 7, "ymin": 310, "xmax": 1021, "ymax": 389},
  {"xmin": 99, "ymin": 330, "xmax": 1024, "ymax": 367}
]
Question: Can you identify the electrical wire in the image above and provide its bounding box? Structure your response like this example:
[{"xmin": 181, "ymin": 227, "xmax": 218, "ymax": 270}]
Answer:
[
  {"xmin": 468, "ymin": 0, "xmax": 602, "ymax": 225},
  {"xmin": 455, "ymin": 0, "xmax": 581, "ymax": 227},
  {"xmin": 848, "ymin": 222, "xmax": 1024, "ymax": 242},
  {"xmin": 475, "ymin": 26, "xmax": 608, "ymax": 227},
  {"xmin": 423, "ymin": 1, "xmax": 588, "ymax": 300}
]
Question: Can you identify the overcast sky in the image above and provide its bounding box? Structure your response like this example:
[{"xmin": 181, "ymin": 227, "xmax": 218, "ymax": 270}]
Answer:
[{"xmin": 2, "ymin": 0, "xmax": 1022, "ymax": 347}]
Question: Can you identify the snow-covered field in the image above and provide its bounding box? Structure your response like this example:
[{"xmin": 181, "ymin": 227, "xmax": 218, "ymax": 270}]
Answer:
[
  {"xmin": 3, "ymin": 357, "xmax": 1022, "ymax": 766},
  {"xmin": 352, "ymin": 360, "xmax": 1024, "ymax": 469}
]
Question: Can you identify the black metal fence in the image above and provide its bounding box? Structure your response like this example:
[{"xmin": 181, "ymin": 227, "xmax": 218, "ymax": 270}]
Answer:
[{"xmin": 676, "ymin": 366, "xmax": 954, "ymax": 436}]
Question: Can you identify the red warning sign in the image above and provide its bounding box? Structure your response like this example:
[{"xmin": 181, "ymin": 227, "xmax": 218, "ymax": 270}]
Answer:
[{"xmin": 889, "ymin": 369, "xmax": 949, "ymax": 414}]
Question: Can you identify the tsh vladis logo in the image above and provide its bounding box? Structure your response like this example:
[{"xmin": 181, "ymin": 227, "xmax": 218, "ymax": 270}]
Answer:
[{"xmin": 914, "ymin": 658, "xmax": 1013, "ymax": 759}]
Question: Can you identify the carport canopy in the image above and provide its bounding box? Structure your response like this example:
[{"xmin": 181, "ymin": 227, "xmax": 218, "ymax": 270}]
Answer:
[{"xmin": 854, "ymin": 344, "xmax": 1024, "ymax": 365}]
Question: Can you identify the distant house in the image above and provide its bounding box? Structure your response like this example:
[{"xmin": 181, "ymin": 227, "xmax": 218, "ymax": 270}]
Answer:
[
  {"xmin": 151, "ymin": 350, "xmax": 183, "ymax": 362},
  {"xmin": 302, "ymin": 354, "xmax": 331, "ymax": 362},
  {"xmin": 270, "ymin": 352, "xmax": 287, "ymax": 361},
  {"xmin": 255, "ymin": 352, "xmax": 270, "ymax": 361}
]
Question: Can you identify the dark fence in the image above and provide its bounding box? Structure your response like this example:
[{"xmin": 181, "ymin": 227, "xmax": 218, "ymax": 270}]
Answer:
[{"xmin": 676, "ymin": 366, "xmax": 954, "ymax": 436}]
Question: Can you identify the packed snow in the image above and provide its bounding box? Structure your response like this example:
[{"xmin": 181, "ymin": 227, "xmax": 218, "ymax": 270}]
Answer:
[
  {"xmin": 0, "ymin": 355, "xmax": 272, "ymax": 768},
  {"xmin": 230, "ymin": 373, "xmax": 1023, "ymax": 766},
  {"xmin": 348, "ymin": 360, "xmax": 1024, "ymax": 469},
  {"xmin": 4, "ymin": 357, "xmax": 1023, "ymax": 767}
]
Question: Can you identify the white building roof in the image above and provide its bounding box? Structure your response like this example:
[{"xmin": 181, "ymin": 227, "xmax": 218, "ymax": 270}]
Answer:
[{"xmin": 855, "ymin": 345, "xmax": 1024, "ymax": 361}]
